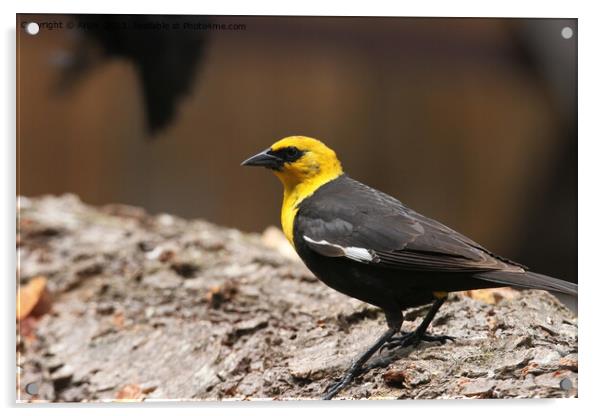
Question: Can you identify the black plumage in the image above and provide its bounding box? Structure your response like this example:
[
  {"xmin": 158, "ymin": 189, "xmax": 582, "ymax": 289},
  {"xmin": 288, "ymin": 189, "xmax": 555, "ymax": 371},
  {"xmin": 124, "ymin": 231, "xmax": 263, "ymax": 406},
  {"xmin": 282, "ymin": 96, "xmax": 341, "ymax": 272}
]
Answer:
[
  {"xmin": 292, "ymin": 174, "xmax": 576, "ymax": 399},
  {"xmin": 294, "ymin": 174, "xmax": 576, "ymax": 312}
]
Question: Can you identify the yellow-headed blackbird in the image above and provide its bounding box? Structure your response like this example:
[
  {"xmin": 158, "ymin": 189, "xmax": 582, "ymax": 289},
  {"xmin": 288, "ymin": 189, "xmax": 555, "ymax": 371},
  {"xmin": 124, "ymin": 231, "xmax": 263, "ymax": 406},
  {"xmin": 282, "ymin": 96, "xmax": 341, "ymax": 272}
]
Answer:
[{"xmin": 242, "ymin": 136, "xmax": 577, "ymax": 399}]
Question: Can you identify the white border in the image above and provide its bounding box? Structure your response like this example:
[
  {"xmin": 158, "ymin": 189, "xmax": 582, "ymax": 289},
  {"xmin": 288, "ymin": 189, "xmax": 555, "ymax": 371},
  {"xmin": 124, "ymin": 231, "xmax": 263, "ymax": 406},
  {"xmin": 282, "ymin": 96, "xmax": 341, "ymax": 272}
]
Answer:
[
  {"xmin": 3, "ymin": 1, "xmax": 601, "ymax": 415},
  {"xmin": 7, "ymin": 0, "xmax": 584, "ymax": 17}
]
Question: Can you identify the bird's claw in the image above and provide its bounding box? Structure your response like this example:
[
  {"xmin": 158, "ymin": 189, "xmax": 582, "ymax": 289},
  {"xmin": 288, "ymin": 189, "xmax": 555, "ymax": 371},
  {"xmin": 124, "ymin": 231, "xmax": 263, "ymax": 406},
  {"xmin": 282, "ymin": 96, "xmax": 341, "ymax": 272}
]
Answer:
[
  {"xmin": 380, "ymin": 331, "xmax": 455, "ymax": 352},
  {"xmin": 421, "ymin": 333, "xmax": 456, "ymax": 344},
  {"xmin": 323, "ymin": 375, "xmax": 353, "ymax": 400}
]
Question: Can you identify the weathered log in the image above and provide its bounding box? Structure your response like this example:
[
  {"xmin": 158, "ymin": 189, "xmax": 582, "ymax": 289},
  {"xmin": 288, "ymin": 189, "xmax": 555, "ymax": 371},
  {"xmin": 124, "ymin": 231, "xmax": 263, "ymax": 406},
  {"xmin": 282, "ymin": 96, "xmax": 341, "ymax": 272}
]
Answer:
[{"xmin": 17, "ymin": 195, "xmax": 577, "ymax": 401}]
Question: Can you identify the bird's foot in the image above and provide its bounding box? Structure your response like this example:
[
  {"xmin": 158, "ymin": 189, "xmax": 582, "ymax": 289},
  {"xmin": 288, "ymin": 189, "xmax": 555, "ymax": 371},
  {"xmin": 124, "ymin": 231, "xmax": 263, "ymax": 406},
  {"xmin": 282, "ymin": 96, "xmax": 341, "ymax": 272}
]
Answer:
[
  {"xmin": 381, "ymin": 330, "xmax": 455, "ymax": 351},
  {"xmin": 323, "ymin": 372, "xmax": 356, "ymax": 400},
  {"xmin": 322, "ymin": 332, "xmax": 454, "ymax": 399},
  {"xmin": 323, "ymin": 379, "xmax": 346, "ymax": 400}
]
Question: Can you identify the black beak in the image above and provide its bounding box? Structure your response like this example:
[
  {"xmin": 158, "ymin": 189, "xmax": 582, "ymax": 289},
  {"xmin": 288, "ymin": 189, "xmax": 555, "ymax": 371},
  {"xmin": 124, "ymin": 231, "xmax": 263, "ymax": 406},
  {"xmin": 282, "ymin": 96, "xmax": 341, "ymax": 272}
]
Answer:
[{"xmin": 241, "ymin": 148, "xmax": 283, "ymax": 170}]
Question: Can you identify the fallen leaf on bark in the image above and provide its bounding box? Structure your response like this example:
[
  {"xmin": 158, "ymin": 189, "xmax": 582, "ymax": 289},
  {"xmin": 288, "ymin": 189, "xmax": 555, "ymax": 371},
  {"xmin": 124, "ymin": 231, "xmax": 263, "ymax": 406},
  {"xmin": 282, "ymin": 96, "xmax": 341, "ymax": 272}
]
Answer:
[
  {"xmin": 462, "ymin": 287, "xmax": 520, "ymax": 304},
  {"xmin": 17, "ymin": 276, "xmax": 50, "ymax": 320},
  {"xmin": 115, "ymin": 384, "xmax": 143, "ymax": 401}
]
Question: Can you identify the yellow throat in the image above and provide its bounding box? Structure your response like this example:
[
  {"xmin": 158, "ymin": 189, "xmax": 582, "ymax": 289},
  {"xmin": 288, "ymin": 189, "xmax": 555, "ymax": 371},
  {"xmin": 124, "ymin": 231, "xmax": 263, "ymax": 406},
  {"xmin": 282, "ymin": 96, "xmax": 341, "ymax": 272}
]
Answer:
[{"xmin": 270, "ymin": 136, "xmax": 343, "ymax": 245}]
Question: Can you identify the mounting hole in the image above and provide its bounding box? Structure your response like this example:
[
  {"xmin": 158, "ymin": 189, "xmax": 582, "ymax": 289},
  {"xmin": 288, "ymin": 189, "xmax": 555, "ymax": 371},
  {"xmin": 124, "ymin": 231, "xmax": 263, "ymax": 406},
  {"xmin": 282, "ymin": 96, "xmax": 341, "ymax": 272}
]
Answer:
[
  {"xmin": 25, "ymin": 382, "xmax": 39, "ymax": 395},
  {"xmin": 561, "ymin": 26, "xmax": 574, "ymax": 40},
  {"xmin": 25, "ymin": 22, "xmax": 40, "ymax": 36},
  {"xmin": 559, "ymin": 377, "xmax": 573, "ymax": 390}
]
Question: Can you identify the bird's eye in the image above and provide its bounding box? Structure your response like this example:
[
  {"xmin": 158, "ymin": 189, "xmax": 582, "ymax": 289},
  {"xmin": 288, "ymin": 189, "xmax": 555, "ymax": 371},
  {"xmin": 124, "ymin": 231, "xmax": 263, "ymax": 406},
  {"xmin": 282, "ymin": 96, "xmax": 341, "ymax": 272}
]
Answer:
[{"xmin": 285, "ymin": 147, "xmax": 300, "ymax": 161}]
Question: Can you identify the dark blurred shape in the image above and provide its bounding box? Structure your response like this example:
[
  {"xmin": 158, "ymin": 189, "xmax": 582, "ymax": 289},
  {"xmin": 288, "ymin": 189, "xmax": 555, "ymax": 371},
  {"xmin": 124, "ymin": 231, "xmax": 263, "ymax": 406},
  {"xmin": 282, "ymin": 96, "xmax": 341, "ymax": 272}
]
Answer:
[
  {"xmin": 57, "ymin": 14, "xmax": 210, "ymax": 135},
  {"xmin": 508, "ymin": 20, "xmax": 577, "ymax": 281}
]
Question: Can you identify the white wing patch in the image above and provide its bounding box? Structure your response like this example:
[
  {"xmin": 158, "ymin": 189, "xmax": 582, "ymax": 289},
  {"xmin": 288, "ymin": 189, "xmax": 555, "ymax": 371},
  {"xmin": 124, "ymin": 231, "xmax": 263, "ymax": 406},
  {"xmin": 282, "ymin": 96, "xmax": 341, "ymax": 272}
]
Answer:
[{"xmin": 302, "ymin": 236, "xmax": 375, "ymax": 263}]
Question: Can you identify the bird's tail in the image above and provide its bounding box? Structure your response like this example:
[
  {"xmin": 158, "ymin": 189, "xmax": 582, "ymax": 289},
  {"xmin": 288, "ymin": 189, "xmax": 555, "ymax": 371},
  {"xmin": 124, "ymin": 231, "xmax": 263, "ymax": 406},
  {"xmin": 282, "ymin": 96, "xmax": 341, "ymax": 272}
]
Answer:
[{"xmin": 477, "ymin": 270, "xmax": 577, "ymax": 296}]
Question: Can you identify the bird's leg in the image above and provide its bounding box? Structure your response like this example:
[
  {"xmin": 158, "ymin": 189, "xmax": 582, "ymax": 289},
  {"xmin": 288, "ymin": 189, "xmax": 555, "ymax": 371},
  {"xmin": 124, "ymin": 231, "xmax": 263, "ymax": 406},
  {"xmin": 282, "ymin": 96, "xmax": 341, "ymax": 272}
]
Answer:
[
  {"xmin": 323, "ymin": 313, "xmax": 401, "ymax": 400},
  {"xmin": 384, "ymin": 297, "xmax": 453, "ymax": 350}
]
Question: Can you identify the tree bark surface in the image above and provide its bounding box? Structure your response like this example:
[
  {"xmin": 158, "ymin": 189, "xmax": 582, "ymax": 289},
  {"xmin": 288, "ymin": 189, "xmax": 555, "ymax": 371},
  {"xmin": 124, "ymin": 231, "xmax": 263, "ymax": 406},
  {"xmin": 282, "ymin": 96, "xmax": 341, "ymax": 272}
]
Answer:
[{"xmin": 17, "ymin": 195, "xmax": 578, "ymax": 401}]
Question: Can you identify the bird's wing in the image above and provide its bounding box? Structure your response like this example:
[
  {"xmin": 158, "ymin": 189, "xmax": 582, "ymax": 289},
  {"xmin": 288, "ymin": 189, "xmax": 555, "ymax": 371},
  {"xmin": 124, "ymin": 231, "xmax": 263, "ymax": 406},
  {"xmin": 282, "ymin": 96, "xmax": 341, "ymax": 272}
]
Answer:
[{"xmin": 297, "ymin": 176, "xmax": 524, "ymax": 273}]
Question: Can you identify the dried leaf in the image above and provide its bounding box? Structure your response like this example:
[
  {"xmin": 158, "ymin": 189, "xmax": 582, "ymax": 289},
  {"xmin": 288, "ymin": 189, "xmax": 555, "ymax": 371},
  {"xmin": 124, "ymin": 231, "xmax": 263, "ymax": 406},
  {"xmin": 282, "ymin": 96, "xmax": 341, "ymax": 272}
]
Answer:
[
  {"xmin": 115, "ymin": 384, "xmax": 143, "ymax": 401},
  {"xmin": 383, "ymin": 369, "xmax": 406, "ymax": 387},
  {"xmin": 462, "ymin": 287, "xmax": 519, "ymax": 305},
  {"xmin": 17, "ymin": 276, "xmax": 48, "ymax": 320}
]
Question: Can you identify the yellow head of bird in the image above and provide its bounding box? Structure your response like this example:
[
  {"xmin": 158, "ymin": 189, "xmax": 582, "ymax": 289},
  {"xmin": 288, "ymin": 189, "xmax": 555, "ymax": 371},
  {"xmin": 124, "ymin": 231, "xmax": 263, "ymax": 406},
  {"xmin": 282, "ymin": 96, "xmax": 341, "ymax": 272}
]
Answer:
[{"xmin": 241, "ymin": 136, "xmax": 343, "ymax": 190}]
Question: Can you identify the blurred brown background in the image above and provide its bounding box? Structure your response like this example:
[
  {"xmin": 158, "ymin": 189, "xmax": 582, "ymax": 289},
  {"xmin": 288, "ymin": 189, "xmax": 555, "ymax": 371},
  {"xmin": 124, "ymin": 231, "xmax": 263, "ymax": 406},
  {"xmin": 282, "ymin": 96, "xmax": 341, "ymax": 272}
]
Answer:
[{"xmin": 17, "ymin": 15, "xmax": 577, "ymax": 283}]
